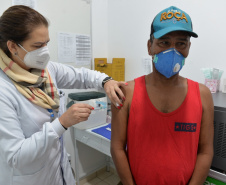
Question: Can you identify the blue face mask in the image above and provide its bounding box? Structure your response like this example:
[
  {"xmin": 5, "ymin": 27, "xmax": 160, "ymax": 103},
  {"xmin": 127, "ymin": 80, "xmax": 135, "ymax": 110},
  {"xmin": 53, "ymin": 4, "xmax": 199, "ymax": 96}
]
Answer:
[{"xmin": 153, "ymin": 48, "xmax": 185, "ymax": 78}]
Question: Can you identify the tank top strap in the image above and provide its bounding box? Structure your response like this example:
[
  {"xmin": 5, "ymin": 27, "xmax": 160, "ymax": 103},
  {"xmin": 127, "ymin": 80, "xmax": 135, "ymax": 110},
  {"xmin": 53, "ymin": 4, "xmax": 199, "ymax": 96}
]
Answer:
[
  {"xmin": 186, "ymin": 78, "xmax": 202, "ymax": 113},
  {"xmin": 134, "ymin": 75, "xmax": 146, "ymax": 96},
  {"xmin": 186, "ymin": 78, "xmax": 201, "ymax": 101}
]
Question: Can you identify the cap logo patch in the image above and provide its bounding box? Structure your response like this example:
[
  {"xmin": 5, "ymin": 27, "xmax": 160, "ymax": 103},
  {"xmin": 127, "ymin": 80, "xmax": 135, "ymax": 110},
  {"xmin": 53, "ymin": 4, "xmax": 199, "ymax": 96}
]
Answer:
[{"xmin": 160, "ymin": 11, "xmax": 188, "ymax": 22}]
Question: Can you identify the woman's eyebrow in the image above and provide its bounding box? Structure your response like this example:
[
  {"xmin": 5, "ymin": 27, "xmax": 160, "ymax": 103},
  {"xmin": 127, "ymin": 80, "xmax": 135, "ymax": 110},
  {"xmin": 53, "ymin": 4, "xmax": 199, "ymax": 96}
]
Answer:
[{"xmin": 33, "ymin": 40, "xmax": 50, "ymax": 45}]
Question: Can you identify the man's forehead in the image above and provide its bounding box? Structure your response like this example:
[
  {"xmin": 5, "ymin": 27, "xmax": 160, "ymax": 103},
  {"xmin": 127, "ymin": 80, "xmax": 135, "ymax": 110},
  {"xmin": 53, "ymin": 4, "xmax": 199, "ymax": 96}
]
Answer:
[{"xmin": 158, "ymin": 31, "xmax": 190, "ymax": 40}]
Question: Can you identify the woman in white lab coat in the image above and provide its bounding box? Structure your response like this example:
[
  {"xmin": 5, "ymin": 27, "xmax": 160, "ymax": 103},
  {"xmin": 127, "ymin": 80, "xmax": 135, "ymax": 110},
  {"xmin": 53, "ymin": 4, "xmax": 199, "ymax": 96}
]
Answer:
[{"xmin": 0, "ymin": 5, "xmax": 125, "ymax": 185}]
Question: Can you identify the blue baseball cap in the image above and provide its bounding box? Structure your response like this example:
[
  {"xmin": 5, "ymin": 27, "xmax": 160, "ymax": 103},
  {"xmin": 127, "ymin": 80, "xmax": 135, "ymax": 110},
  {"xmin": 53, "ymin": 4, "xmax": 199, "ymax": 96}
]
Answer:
[{"xmin": 151, "ymin": 6, "xmax": 198, "ymax": 38}]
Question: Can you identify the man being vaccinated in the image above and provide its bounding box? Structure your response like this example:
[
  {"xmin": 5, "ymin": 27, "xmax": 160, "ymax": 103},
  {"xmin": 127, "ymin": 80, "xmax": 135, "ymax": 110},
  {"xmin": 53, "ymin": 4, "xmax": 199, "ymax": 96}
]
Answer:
[{"xmin": 111, "ymin": 6, "xmax": 214, "ymax": 185}]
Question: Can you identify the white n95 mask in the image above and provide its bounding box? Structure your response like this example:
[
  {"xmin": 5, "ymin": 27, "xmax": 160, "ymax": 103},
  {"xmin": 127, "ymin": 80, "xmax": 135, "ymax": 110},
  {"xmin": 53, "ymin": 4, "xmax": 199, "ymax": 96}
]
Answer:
[{"xmin": 18, "ymin": 44, "xmax": 50, "ymax": 69}]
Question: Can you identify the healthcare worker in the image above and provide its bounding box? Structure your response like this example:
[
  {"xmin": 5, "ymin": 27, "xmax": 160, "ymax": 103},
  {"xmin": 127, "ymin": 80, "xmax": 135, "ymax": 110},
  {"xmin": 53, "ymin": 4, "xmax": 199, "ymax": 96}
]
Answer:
[{"xmin": 0, "ymin": 5, "xmax": 126, "ymax": 185}]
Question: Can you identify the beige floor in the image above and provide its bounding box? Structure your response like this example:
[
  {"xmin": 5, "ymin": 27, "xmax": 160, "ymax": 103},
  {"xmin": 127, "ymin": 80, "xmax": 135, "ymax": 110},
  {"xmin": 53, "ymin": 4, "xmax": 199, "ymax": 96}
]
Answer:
[{"xmin": 79, "ymin": 167, "xmax": 120, "ymax": 185}]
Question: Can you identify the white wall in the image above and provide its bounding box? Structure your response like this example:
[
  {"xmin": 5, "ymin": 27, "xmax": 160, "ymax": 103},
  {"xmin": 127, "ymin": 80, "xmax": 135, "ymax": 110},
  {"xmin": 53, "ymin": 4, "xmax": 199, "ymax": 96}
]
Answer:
[
  {"xmin": 37, "ymin": 0, "xmax": 91, "ymax": 68},
  {"xmin": 101, "ymin": 0, "xmax": 226, "ymax": 87},
  {"xmin": 92, "ymin": 0, "xmax": 109, "ymax": 59}
]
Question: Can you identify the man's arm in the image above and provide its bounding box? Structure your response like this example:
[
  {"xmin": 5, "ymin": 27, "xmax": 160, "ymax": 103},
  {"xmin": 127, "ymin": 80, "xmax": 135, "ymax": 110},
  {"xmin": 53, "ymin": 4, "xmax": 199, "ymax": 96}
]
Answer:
[
  {"xmin": 188, "ymin": 84, "xmax": 214, "ymax": 185},
  {"xmin": 110, "ymin": 81, "xmax": 136, "ymax": 185}
]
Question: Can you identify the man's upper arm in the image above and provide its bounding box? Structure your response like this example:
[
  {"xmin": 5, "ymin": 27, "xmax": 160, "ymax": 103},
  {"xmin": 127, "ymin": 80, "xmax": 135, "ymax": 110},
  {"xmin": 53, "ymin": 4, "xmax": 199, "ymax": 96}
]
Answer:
[
  {"xmin": 111, "ymin": 81, "xmax": 134, "ymax": 150},
  {"xmin": 199, "ymin": 83, "xmax": 214, "ymax": 154}
]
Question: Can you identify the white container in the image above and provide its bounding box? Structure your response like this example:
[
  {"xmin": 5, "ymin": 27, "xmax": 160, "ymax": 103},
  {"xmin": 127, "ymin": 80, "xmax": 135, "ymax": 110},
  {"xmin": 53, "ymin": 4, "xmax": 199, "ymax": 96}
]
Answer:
[
  {"xmin": 67, "ymin": 92, "xmax": 107, "ymax": 129},
  {"xmin": 222, "ymin": 78, "xmax": 226, "ymax": 93}
]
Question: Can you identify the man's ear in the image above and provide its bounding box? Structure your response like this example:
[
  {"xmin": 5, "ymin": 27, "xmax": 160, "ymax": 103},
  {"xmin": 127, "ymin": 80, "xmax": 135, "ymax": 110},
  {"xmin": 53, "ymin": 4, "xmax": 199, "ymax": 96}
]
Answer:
[
  {"xmin": 147, "ymin": 40, "xmax": 152, "ymax": 56},
  {"xmin": 7, "ymin": 40, "xmax": 19, "ymax": 56}
]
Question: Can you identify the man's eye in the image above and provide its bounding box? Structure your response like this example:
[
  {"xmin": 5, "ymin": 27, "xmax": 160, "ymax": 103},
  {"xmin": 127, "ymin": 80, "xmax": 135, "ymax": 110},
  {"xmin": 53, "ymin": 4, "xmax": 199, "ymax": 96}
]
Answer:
[
  {"xmin": 161, "ymin": 41, "xmax": 168, "ymax": 45},
  {"xmin": 159, "ymin": 41, "xmax": 169, "ymax": 46},
  {"xmin": 177, "ymin": 42, "xmax": 185, "ymax": 46},
  {"xmin": 176, "ymin": 42, "xmax": 186, "ymax": 49}
]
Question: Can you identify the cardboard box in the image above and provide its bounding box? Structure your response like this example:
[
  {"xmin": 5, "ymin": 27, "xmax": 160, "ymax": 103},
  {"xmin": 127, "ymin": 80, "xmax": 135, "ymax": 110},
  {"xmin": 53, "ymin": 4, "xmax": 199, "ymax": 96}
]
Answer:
[
  {"xmin": 94, "ymin": 58, "xmax": 125, "ymax": 82},
  {"xmin": 111, "ymin": 58, "xmax": 125, "ymax": 81},
  {"xmin": 94, "ymin": 58, "xmax": 112, "ymax": 77}
]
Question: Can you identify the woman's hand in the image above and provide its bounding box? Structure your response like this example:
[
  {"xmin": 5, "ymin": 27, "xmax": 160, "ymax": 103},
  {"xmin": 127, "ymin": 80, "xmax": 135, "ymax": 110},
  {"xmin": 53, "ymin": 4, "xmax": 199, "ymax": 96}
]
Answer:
[
  {"xmin": 59, "ymin": 103, "xmax": 93, "ymax": 128},
  {"xmin": 104, "ymin": 80, "xmax": 128, "ymax": 109}
]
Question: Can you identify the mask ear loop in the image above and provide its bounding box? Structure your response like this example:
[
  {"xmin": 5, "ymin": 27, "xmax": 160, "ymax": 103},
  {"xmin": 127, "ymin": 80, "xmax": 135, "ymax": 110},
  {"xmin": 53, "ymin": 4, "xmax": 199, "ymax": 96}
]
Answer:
[
  {"xmin": 14, "ymin": 49, "xmax": 24, "ymax": 63},
  {"xmin": 17, "ymin": 44, "xmax": 28, "ymax": 53},
  {"xmin": 15, "ymin": 44, "xmax": 29, "ymax": 63}
]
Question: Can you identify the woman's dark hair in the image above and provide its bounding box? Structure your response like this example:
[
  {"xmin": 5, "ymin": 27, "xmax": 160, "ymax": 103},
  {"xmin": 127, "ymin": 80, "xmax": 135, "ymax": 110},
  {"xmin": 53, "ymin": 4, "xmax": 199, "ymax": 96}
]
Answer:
[{"xmin": 0, "ymin": 5, "xmax": 49, "ymax": 57}]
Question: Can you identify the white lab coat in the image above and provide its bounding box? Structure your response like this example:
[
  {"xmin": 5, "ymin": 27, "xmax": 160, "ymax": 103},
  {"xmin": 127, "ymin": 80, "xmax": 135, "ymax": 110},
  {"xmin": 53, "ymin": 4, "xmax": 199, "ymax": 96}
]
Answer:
[{"xmin": 0, "ymin": 61, "xmax": 107, "ymax": 185}]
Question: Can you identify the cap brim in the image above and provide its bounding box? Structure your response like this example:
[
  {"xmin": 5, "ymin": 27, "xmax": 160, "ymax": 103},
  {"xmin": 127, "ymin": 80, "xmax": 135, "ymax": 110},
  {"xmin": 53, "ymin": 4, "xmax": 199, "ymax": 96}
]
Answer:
[{"xmin": 153, "ymin": 27, "xmax": 198, "ymax": 39}]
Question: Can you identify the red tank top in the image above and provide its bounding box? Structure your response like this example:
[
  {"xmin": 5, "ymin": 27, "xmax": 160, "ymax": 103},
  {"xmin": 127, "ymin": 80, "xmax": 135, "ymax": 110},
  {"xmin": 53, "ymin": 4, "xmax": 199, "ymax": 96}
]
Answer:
[{"xmin": 127, "ymin": 76, "xmax": 202, "ymax": 185}]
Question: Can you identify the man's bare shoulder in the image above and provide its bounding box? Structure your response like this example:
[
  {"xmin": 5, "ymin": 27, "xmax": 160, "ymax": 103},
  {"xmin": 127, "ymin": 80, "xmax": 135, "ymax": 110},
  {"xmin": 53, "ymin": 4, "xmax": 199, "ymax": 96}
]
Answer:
[
  {"xmin": 199, "ymin": 83, "xmax": 212, "ymax": 98},
  {"xmin": 198, "ymin": 83, "xmax": 214, "ymax": 108},
  {"xmin": 121, "ymin": 80, "xmax": 135, "ymax": 95},
  {"xmin": 119, "ymin": 80, "xmax": 135, "ymax": 107}
]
